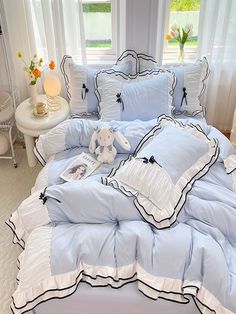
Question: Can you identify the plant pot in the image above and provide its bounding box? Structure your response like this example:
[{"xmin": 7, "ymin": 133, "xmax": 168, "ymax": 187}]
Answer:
[
  {"xmin": 29, "ymin": 83, "xmax": 37, "ymax": 105},
  {"xmin": 178, "ymin": 43, "xmax": 185, "ymax": 63}
]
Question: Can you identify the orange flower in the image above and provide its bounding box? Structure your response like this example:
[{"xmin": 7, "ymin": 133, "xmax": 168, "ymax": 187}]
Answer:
[
  {"xmin": 49, "ymin": 60, "xmax": 55, "ymax": 70},
  {"xmin": 33, "ymin": 68, "xmax": 41, "ymax": 78},
  {"xmin": 165, "ymin": 34, "xmax": 172, "ymax": 41}
]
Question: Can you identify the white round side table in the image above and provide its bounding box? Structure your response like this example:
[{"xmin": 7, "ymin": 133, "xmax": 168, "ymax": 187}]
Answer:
[{"xmin": 15, "ymin": 95, "xmax": 69, "ymax": 167}]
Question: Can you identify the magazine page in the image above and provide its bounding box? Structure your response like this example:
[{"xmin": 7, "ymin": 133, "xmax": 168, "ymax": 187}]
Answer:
[{"xmin": 60, "ymin": 152, "xmax": 101, "ymax": 182}]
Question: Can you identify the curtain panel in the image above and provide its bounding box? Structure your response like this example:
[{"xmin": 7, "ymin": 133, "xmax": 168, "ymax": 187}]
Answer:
[
  {"xmin": 156, "ymin": 0, "xmax": 236, "ymax": 132},
  {"xmin": 197, "ymin": 0, "xmax": 236, "ymax": 132},
  {"xmin": 3, "ymin": 0, "xmax": 86, "ymax": 101}
]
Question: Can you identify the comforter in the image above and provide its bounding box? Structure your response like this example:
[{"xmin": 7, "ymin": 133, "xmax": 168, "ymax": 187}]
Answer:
[{"xmin": 7, "ymin": 116, "xmax": 236, "ymax": 314}]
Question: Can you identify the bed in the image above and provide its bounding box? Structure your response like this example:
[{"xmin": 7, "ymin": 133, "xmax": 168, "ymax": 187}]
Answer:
[{"xmin": 7, "ymin": 50, "xmax": 236, "ymax": 314}]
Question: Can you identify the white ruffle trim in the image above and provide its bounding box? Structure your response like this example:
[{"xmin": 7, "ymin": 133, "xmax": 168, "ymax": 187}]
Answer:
[
  {"xmin": 34, "ymin": 119, "xmax": 70, "ymax": 162},
  {"xmin": 180, "ymin": 57, "xmax": 209, "ymax": 116},
  {"xmin": 96, "ymin": 69, "xmax": 175, "ymax": 121},
  {"xmin": 31, "ymin": 156, "xmax": 54, "ymax": 193},
  {"xmin": 6, "ymin": 188, "xmax": 50, "ymax": 245},
  {"xmin": 11, "ymin": 226, "xmax": 233, "ymax": 314},
  {"xmin": 105, "ymin": 117, "xmax": 219, "ymax": 229},
  {"xmin": 224, "ymin": 154, "xmax": 236, "ymax": 192}
]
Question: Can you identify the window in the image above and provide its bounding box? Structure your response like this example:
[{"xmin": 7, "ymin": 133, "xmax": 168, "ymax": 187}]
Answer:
[
  {"xmin": 82, "ymin": 0, "xmax": 117, "ymax": 62},
  {"xmin": 163, "ymin": 0, "xmax": 201, "ymax": 62}
]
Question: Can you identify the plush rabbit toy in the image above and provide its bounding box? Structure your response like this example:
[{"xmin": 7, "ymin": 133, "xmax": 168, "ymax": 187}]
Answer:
[{"xmin": 89, "ymin": 127, "xmax": 131, "ymax": 164}]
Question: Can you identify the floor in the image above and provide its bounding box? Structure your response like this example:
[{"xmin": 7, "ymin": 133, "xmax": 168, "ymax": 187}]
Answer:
[{"xmin": 0, "ymin": 144, "xmax": 41, "ymax": 314}]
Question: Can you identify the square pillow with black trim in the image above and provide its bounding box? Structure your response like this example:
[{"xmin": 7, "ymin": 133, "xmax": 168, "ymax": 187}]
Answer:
[
  {"xmin": 95, "ymin": 69, "xmax": 176, "ymax": 121},
  {"xmin": 136, "ymin": 53, "xmax": 210, "ymax": 117},
  {"xmin": 167, "ymin": 57, "xmax": 210, "ymax": 117},
  {"xmin": 60, "ymin": 51, "xmax": 137, "ymax": 115},
  {"xmin": 103, "ymin": 115, "xmax": 219, "ymax": 229}
]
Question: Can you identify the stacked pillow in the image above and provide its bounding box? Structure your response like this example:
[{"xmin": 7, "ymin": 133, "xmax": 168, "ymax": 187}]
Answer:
[
  {"xmin": 95, "ymin": 69, "xmax": 175, "ymax": 121},
  {"xmin": 60, "ymin": 50, "xmax": 137, "ymax": 116},
  {"xmin": 61, "ymin": 49, "xmax": 210, "ymax": 120}
]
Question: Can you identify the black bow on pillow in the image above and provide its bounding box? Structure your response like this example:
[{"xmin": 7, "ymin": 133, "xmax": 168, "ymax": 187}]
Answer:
[
  {"xmin": 138, "ymin": 155, "xmax": 162, "ymax": 167},
  {"xmin": 81, "ymin": 83, "xmax": 89, "ymax": 100},
  {"xmin": 39, "ymin": 187, "xmax": 61, "ymax": 205},
  {"xmin": 180, "ymin": 87, "xmax": 188, "ymax": 107},
  {"xmin": 116, "ymin": 93, "xmax": 124, "ymax": 111}
]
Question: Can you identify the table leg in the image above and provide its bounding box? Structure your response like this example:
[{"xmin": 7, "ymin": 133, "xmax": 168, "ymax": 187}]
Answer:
[{"xmin": 24, "ymin": 134, "xmax": 37, "ymax": 167}]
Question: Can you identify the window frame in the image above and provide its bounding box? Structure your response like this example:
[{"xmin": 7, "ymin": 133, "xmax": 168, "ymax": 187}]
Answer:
[
  {"xmin": 83, "ymin": 0, "xmax": 117, "ymax": 63},
  {"xmin": 162, "ymin": 1, "xmax": 199, "ymax": 63}
]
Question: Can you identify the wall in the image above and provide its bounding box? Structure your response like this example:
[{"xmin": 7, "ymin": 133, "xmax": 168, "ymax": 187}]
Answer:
[{"xmin": 125, "ymin": 0, "xmax": 159, "ymax": 56}]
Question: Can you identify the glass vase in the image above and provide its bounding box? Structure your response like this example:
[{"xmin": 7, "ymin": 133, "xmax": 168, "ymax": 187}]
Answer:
[
  {"xmin": 178, "ymin": 43, "xmax": 185, "ymax": 63},
  {"xmin": 29, "ymin": 83, "xmax": 37, "ymax": 105}
]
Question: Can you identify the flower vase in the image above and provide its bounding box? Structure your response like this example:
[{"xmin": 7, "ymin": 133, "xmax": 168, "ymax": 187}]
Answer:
[
  {"xmin": 29, "ymin": 83, "xmax": 37, "ymax": 105},
  {"xmin": 178, "ymin": 43, "xmax": 185, "ymax": 63}
]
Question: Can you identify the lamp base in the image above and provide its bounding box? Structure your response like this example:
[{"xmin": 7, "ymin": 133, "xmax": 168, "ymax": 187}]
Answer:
[{"xmin": 46, "ymin": 95, "xmax": 61, "ymax": 111}]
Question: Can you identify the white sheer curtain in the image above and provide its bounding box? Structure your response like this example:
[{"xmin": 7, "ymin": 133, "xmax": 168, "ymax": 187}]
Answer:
[
  {"xmin": 197, "ymin": 0, "xmax": 236, "ymax": 132},
  {"xmin": 3, "ymin": 0, "xmax": 86, "ymax": 101},
  {"xmin": 156, "ymin": 0, "xmax": 236, "ymax": 132}
]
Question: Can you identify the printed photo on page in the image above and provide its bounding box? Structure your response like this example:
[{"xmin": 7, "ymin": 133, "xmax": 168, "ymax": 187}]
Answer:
[{"xmin": 60, "ymin": 152, "xmax": 101, "ymax": 182}]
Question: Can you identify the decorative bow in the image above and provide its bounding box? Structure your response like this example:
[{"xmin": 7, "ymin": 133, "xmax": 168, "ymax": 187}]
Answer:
[
  {"xmin": 116, "ymin": 93, "xmax": 124, "ymax": 111},
  {"xmin": 39, "ymin": 187, "xmax": 48, "ymax": 204},
  {"xmin": 180, "ymin": 87, "xmax": 188, "ymax": 107},
  {"xmin": 138, "ymin": 155, "xmax": 162, "ymax": 167},
  {"xmin": 39, "ymin": 187, "xmax": 61, "ymax": 205},
  {"xmin": 81, "ymin": 83, "xmax": 89, "ymax": 100}
]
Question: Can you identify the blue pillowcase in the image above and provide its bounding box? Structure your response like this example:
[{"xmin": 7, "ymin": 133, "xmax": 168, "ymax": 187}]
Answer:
[{"xmin": 95, "ymin": 69, "xmax": 176, "ymax": 121}]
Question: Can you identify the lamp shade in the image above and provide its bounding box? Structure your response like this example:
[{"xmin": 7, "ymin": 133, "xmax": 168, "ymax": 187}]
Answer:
[{"xmin": 44, "ymin": 75, "xmax": 61, "ymax": 97}]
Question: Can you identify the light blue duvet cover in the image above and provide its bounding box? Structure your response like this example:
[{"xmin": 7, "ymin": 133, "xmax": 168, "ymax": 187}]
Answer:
[{"xmin": 7, "ymin": 116, "xmax": 236, "ymax": 314}]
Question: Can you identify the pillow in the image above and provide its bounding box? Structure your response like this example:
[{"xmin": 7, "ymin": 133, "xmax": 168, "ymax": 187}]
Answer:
[
  {"xmin": 137, "ymin": 52, "xmax": 157, "ymax": 73},
  {"xmin": 168, "ymin": 57, "xmax": 210, "ymax": 116},
  {"xmin": 135, "ymin": 53, "xmax": 210, "ymax": 117},
  {"xmin": 60, "ymin": 54, "xmax": 135, "ymax": 115},
  {"xmin": 115, "ymin": 49, "xmax": 139, "ymax": 75},
  {"xmin": 95, "ymin": 69, "xmax": 176, "ymax": 121},
  {"xmin": 103, "ymin": 115, "xmax": 219, "ymax": 229}
]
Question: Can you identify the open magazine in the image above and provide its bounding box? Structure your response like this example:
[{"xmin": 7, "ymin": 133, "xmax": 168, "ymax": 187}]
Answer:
[{"xmin": 60, "ymin": 152, "xmax": 101, "ymax": 182}]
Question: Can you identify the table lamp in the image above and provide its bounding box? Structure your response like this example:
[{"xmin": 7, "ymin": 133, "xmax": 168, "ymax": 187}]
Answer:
[{"xmin": 44, "ymin": 75, "xmax": 61, "ymax": 111}]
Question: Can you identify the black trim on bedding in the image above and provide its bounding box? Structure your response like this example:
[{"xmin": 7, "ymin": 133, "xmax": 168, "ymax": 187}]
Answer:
[
  {"xmin": 94, "ymin": 69, "xmax": 176, "ymax": 119},
  {"xmin": 103, "ymin": 115, "xmax": 219, "ymax": 229},
  {"xmin": 137, "ymin": 52, "xmax": 158, "ymax": 73},
  {"xmin": 226, "ymin": 167, "xmax": 236, "ymax": 175},
  {"xmin": 115, "ymin": 49, "xmax": 139, "ymax": 74},
  {"xmin": 5, "ymin": 219, "xmax": 25, "ymax": 249},
  {"xmin": 33, "ymin": 139, "xmax": 46, "ymax": 166},
  {"xmin": 11, "ymin": 268, "xmax": 220, "ymax": 314}
]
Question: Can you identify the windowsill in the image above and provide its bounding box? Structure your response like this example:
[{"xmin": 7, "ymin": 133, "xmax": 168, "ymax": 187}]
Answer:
[
  {"xmin": 163, "ymin": 46, "xmax": 198, "ymax": 64},
  {"xmin": 86, "ymin": 54, "xmax": 117, "ymax": 65}
]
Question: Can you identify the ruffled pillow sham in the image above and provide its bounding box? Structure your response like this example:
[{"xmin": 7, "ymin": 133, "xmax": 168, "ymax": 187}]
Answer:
[
  {"xmin": 95, "ymin": 69, "xmax": 176, "ymax": 121},
  {"xmin": 60, "ymin": 50, "xmax": 138, "ymax": 115},
  {"xmin": 103, "ymin": 115, "xmax": 219, "ymax": 229},
  {"xmin": 136, "ymin": 53, "xmax": 210, "ymax": 117}
]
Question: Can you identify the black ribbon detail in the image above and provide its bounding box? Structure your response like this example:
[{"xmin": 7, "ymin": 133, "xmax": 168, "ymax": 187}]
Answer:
[
  {"xmin": 180, "ymin": 87, "xmax": 188, "ymax": 107},
  {"xmin": 39, "ymin": 187, "xmax": 61, "ymax": 205},
  {"xmin": 116, "ymin": 93, "xmax": 124, "ymax": 111},
  {"xmin": 137, "ymin": 155, "xmax": 162, "ymax": 167},
  {"xmin": 81, "ymin": 83, "xmax": 89, "ymax": 100}
]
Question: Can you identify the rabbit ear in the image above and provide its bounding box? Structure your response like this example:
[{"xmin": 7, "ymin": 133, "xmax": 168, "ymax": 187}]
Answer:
[
  {"xmin": 114, "ymin": 131, "xmax": 131, "ymax": 151},
  {"xmin": 89, "ymin": 131, "xmax": 98, "ymax": 153}
]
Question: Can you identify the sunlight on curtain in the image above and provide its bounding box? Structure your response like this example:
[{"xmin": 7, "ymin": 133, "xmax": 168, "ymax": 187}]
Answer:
[
  {"xmin": 197, "ymin": 0, "xmax": 236, "ymax": 132},
  {"xmin": 3, "ymin": 0, "xmax": 86, "ymax": 100}
]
